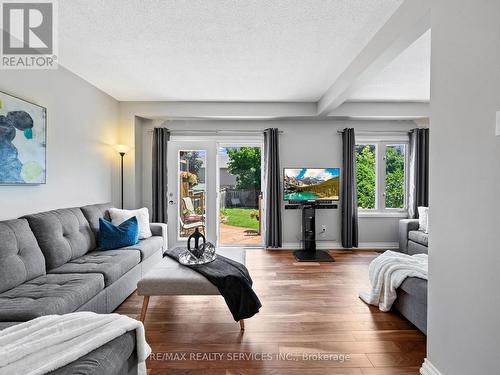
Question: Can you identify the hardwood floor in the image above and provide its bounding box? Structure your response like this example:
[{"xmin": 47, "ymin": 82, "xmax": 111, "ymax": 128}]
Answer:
[{"xmin": 115, "ymin": 250, "xmax": 426, "ymax": 374}]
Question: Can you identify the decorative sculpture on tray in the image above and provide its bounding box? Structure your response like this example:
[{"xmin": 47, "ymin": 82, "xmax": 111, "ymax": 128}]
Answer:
[{"xmin": 179, "ymin": 228, "xmax": 217, "ymax": 265}]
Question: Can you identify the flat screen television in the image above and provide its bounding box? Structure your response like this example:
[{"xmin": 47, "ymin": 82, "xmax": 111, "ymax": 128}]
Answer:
[{"xmin": 284, "ymin": 168, "xmax": 340, "ymax": 202}]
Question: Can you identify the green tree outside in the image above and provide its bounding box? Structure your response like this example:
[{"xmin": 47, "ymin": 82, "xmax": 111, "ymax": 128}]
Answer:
[
  {"xmin": 356, "ymin": 145, "xmax": 376, "ymax": 209},
  {"xmin": 180, "ymin": 151, "xmax": 203, "ymax": 175},
  {"xmin": 226, "ymin": 147, "xmax": 261, "ymax": 190},
  {"xmin": 385, "ymin": 145, "xmax": 405, "ymax": 208},
  {"xmin": 355, "ymin": 144, "xmax": 405, "ymax": 210}
]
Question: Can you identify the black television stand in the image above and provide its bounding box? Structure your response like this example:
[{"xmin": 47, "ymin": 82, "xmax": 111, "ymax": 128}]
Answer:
[
  {"xmin": 294, "ymin": 249, "xmax": 335, "ymax": 262},
  {"xmin": 292, "ymin": 203, "xmax": 335, "ymax": 262}
]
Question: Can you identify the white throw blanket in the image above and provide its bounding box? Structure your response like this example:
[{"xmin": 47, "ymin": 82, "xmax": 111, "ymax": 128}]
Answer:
[
  {"xmin": 0, "ymin": 312, "xmax": 151, "ymax": 375},
  {"xmin": 359, "ymin": 250, "xmax": 428, "ymax": 312}
]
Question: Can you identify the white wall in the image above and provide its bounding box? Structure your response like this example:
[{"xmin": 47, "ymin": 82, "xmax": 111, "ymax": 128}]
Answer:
[
  {"xmin": 138, "ymin": 118, "xmax": 414, "ymax": 247},
  {"xmin": 0, "ymin": 67, "xmax": 120, "ymax": 220},
  {"xmin": 426, "ymin": 0, "xmax": 500, "ymax": 374}
]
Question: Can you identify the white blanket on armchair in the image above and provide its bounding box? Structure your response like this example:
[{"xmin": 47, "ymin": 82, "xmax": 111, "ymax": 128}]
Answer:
[
  {"xmin": 359, "ymin": 250, "xmax": 428, "ymax": 312},
  {"xmin": 0, "ymin": 312, "xmax": 151, "ymax": 375}
]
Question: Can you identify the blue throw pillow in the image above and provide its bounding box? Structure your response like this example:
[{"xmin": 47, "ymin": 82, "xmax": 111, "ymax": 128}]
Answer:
[{"xmin": 98, "ymin": 216, "xmax": 139, "ymax": 250}]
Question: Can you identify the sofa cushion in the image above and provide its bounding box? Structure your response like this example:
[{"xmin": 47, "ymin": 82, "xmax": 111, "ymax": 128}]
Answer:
[
  {"xmin": 109, "ymin": 207, "xmax": 152, "ymax": 240},
  {"xmin": 0, "ymin": 219, "xmax": 46, "ymax": 293},
  {"xmin": 0, "ymin": 273, "xmax": 104, "ymax": 321},
  {"xmin": 81, "ymin": 202, "xmax": 112, "ymax": 238},
  {"xmin": 398, "ymin": 276, "xmax": 427, "ymax": 305},
  {"xmin": 120, "ymin": 236, "xmax": 163, "ymax": 260},
  {"xmin": 49, "ymin": 250, "xmax": 141, "ymax": 286},
  {"xmin": 408, "ymin": 230, "xmax": 428, "ymax": 247},
  {"xmin": 24, "ymin": 208, "xmax": 96, "ymax": 270},
  {"xmin": 98, "ymin": 217, "xmax": 139, "ymax": 251},
  {"xmin": 408, "ymin": 241, "xmax": 428, "ymax": 256}
]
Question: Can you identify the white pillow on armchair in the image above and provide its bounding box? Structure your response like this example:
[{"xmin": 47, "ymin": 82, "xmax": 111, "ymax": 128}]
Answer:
[
  {"xmin": 109, "ymin": 207, "xmax": 152, "ymax": 239},
  {"xmin": 418, "ymin": 206, "xmax": 429, "ymax": 234}
]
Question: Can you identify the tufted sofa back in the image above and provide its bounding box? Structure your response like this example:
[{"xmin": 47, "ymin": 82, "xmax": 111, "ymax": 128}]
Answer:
[
  {"xmin": 24, "ymin": 208, "xmax": 96, "ymax": 270},
  {"xmin": 0, "ymin": 219, "xmax": 46, "ymax": 293},
  {"xmin": 80, "ymin": 202, "xmax": 113, "ymax": 238}
]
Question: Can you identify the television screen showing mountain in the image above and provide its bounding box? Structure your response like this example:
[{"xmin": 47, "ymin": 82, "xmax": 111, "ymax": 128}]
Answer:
[{"xmin": 284, "ymin": 168, "xmax": 340, "ymax": 201}]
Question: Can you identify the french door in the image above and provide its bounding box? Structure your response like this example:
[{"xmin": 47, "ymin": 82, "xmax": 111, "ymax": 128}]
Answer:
[{"xmin": 167, "ymin": 137, "xmax": 264, "ymax": 249}]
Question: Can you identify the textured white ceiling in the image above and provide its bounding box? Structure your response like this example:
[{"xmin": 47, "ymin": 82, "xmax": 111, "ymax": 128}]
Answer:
[
  {"xmin": 348, "ymin": 30, "xmax": 431, "ymax": 102},
  {"xmin": 59, "ymin": 0, "xmax": 403, "ymax": 101}
]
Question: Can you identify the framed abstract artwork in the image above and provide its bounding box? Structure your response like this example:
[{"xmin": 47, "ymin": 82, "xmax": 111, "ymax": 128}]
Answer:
[{"xmin": 0, "ymin": 91, "xmax": 47, "ymax": 185}]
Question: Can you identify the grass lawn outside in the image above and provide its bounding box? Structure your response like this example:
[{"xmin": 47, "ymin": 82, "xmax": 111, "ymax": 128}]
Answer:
[{"xmin": 221, "ymin": 208, "xmax": 259, "ymax": 231}]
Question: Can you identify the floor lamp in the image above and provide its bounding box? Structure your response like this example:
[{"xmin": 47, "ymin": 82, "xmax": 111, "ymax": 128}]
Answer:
[{"xmin": 114, "ymin": 145, "xmax": 130, "ymax": 209}]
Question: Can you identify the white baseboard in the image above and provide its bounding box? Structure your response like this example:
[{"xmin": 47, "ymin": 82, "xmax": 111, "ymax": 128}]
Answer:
[
  {"xmin": 279, "ymin": 241, "xmax": 398, "ymax": 250},
  {"xmin": 420, "ymin": 359, "xmax": 442, "ymax": 375}
]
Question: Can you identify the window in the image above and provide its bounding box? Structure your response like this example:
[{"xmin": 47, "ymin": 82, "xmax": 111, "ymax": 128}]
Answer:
[
  {"xmin": 385, "ymin": 144, "xmax": 406, "ymax": 209},
  {"xmin": 356, "ymin": 144, "xmax": 376, "ymax": 209},
  {"xmin": 178, "ymin": 150, "xmax": 206, "ymax": 239},
  {"xmin": 356, "ymin": 138, "xmax": 408, "ymax": 214}
]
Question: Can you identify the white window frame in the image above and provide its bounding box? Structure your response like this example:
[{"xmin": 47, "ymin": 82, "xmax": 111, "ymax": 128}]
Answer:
[
  {"xmin": 356, "ymin": 135, "xmax": 409, "ymax": 218},
  {"xmin": 176, "ymin": 148, "xmax": 208, "ymax": 242}
]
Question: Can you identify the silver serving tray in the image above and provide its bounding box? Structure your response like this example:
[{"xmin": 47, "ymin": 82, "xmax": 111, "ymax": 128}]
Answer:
[{"xmin": 179, "ymin": 248, "xmax": 217, "ymax": 265}]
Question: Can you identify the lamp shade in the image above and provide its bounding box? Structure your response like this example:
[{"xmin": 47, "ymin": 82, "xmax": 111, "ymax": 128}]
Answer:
[{"xmin": 114, "ymin": 144, "xmax": 130, "ymax": 155}]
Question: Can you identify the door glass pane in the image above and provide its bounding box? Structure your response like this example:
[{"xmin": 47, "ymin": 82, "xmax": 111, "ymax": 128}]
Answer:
[
  {"xmin": 218, "ymin": 146, "xmax": 262, "ymax": 246},
  {"xmin": 356, "ymin": 144, "xmax": 376, "ymax": 209},
  {"xmin": 179, "ymin": 150, "xmax": 206, "ymax": 238},
  {"xmin": 385, "ymin": 144, "xmax": 406, "ymax": 209}
]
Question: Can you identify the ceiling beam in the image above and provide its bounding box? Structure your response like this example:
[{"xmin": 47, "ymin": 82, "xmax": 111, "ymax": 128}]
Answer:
[
  {"xmin": 119, "ymin": 101, "xmax": 428, "ymax": 120},
  {"xmin": 119, "ymin": 101, "xmax": 318, "ymax": 120},
  {"xmin": 317, "ymin": 0, "xmax": 431, "ymax": 116},
  {"xmin": 327, "ymin": 101, "xmax": 429, "ymax": 120}
]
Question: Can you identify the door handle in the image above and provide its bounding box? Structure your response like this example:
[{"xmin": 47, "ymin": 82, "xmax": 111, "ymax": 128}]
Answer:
[{"xmin": 168, "ymin": 200, "xmax": 175, "ymax": 205}]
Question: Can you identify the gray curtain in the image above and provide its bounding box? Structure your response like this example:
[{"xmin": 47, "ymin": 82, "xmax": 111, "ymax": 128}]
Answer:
[
  {"xmin": 152, "ymin": 128, "xmax": 170, "ymax": 223},
  {"xmin": 264, "ymin": 128, "xmax": 282, "ymax": 248},
  {"xmin": 408, "ymin": 128, "xmax": 429, "ymax": 218},
  {"xmin": 341, "ymin": 128, "xmax": 358, "ymax": 248}
]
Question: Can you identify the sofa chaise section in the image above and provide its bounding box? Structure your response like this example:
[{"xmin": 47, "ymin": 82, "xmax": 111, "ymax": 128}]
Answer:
[
  {"xmin": 0, "ymin": 273, "xmax": 105, "ymax": 322},
  {"xmin": 0, "ymin": 203, "xmax": 166, "ymax": 374},
  {"xmin": 396, "ymin": 219, "xmax": 428, "ymax": 334},
  {"xmin": 393, "ymin": 275, "xmax": 428, "ymax": 334},
  {"xmin": 47, "ymin": 331, "xmax": 137, "ymax": 375}
]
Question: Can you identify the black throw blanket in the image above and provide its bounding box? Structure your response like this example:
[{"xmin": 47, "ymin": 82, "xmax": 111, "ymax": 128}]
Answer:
[{"xmin": 165, "ymin": 247, "xmax": 262, "ymax": 321}]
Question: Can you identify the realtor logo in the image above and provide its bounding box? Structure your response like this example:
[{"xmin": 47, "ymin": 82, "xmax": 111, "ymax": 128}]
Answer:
[{"xmin": 1, "ymin": 0, "xmax": 58, "ymax": 69}]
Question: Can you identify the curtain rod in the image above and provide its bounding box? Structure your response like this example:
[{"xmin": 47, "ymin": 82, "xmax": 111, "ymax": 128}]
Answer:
[{"xmin": 147, "ymin": 129, "xmax": 283, "ymax": 134}]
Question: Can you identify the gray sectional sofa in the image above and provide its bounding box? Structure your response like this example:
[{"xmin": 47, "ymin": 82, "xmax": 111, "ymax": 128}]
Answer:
[
  {"xmin": 395, "ymin": 219, "xmax": 428, "ymax": 334},
  {"xmin": 0, "ymin": 203, "xmax": 166, "ymax": 374}
]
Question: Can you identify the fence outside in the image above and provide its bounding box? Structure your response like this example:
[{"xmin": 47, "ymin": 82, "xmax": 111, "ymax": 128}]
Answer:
[{"xmin": 219, "ymin": 188, "xmax": 260, "ymax": 209}]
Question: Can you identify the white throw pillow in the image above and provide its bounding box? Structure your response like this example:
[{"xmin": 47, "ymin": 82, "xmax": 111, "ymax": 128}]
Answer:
[
  {"xmin": 109, "ymin": 207, "xmax": 152, "ymax": 240},
  {"xmin": 418, "ymin": 206, "xmax": 429, "ymax": 234}
]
